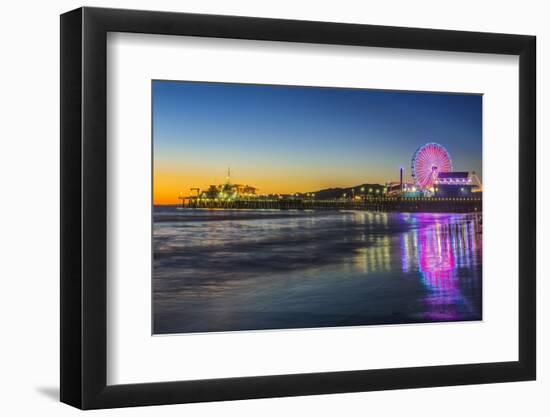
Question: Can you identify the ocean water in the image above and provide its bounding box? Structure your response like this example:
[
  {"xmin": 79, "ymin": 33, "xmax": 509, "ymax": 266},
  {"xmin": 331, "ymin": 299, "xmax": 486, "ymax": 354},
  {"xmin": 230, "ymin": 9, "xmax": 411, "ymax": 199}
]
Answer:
[{"xmin": 153, "ymin": 207, "xmax": 482, "ymax": 334}]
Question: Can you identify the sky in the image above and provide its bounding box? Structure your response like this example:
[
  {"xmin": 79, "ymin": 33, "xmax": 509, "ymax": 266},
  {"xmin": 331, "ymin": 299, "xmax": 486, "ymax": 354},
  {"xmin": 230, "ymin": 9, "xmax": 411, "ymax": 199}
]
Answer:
[{"xmin": 153, "ymin": 80, "xmax": 482, "ymax": 205}]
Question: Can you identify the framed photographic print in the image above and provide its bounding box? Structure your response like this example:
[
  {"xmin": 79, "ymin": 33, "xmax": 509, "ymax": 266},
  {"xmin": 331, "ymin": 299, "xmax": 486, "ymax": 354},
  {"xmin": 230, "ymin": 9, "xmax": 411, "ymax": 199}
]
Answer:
[{"xmin": 60, "ymin": 7, "xmax": 536, "ymax": 409}]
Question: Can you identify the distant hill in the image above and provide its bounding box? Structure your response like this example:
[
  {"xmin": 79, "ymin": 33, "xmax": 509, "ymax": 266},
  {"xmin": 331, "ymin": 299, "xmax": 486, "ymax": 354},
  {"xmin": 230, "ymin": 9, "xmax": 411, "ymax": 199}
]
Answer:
[{"xmin": 299, "ymin": 183, "xmax": 385, "ymax": 200}]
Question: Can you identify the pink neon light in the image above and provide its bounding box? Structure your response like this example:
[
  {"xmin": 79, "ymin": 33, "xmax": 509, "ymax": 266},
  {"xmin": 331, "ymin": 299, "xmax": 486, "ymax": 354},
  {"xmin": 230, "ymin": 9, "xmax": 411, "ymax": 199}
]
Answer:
[{"xmin": 411, "ymin": 143, "xmax": 453, "ymax": 189}]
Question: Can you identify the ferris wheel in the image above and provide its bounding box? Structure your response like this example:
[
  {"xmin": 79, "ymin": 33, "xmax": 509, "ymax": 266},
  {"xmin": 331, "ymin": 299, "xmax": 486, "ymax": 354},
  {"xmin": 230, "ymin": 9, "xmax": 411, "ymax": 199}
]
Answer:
[{"xmin": 411, "ymin": 142, "xmax": 453, "ymax": 190}]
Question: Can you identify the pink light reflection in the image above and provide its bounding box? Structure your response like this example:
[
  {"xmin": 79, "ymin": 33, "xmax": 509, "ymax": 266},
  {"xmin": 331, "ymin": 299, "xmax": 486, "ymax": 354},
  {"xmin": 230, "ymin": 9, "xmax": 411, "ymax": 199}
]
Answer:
[{"xmin": 415, "ymin": 219, "xmax": 465, "ymax": 320}]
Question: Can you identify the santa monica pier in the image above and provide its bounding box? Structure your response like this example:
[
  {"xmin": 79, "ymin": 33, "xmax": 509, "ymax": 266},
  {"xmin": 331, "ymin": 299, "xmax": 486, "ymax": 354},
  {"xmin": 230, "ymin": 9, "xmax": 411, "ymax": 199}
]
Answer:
[{"xmin": 179, "ymin": 143, "xmax": 482, "ymax": 213}]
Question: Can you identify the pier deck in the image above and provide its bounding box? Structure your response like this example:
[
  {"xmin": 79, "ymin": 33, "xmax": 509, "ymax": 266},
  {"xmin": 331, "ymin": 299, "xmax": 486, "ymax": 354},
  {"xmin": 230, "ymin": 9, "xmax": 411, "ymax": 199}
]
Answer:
[{"xmin": 182, "ymin": 197, "xmax": 482, "ymax": 213}]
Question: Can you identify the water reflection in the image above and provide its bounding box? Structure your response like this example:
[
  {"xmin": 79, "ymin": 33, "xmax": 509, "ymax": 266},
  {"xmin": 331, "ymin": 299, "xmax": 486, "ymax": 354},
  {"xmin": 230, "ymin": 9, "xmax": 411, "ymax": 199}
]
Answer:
[
  {"xmin": 348, "ymin": 212, "xmax": 481, "ymax": 323},
  {"xmin": 153, "ymin": 207, "xmax": 482, "ymax": 334},
  {"xmin": 412, "ymin": 215, "xmax": 481, "ymax": 321}
]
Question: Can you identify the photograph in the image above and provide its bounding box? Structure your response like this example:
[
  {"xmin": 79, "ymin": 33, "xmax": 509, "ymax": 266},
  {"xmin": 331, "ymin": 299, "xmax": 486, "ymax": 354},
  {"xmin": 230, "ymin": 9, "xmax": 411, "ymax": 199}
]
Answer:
[
  {"xmin": 52, "ymin": 3, "xmax": 539, "ymax": 412},
  {"xmin": 152, "ymin": 80, "xmax": 483, "ymax": 335}
]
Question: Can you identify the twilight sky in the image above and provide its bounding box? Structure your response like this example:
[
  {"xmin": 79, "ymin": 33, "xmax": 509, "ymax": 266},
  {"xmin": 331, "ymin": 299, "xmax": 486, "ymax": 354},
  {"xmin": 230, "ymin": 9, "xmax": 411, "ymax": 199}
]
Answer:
[{"xmin": 153, "ymin": 80, "xmax": 482, "ymax": 205}]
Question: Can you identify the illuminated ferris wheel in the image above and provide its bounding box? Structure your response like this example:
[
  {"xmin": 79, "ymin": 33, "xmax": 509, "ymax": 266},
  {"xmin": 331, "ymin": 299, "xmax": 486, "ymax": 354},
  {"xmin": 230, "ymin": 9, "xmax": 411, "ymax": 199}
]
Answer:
[{"xmin": 411, "ymin": 142, "xmax": 453, "ymax": 190}]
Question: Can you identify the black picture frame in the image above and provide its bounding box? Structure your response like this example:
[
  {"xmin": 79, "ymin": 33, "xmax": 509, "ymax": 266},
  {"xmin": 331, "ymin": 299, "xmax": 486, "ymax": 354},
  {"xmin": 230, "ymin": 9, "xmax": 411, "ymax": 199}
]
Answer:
[{"xmin": 60, "ymin": 6, "xmax": 536, "ymax": 410}]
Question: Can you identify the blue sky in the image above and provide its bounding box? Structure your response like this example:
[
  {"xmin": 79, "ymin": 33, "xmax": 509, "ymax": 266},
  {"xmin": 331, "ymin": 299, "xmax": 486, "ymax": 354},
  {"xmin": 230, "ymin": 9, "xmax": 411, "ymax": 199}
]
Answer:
[{"xmin": 153, "ymin": 80, "xmax": 481, "ymax": 202}]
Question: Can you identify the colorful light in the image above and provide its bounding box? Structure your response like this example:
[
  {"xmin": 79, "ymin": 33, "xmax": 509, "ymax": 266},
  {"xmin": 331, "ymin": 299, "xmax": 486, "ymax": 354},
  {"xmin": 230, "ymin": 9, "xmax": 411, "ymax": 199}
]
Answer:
[{"xmin": 411, "ymin": 142, "xmax": 453, "ymax": 189}]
